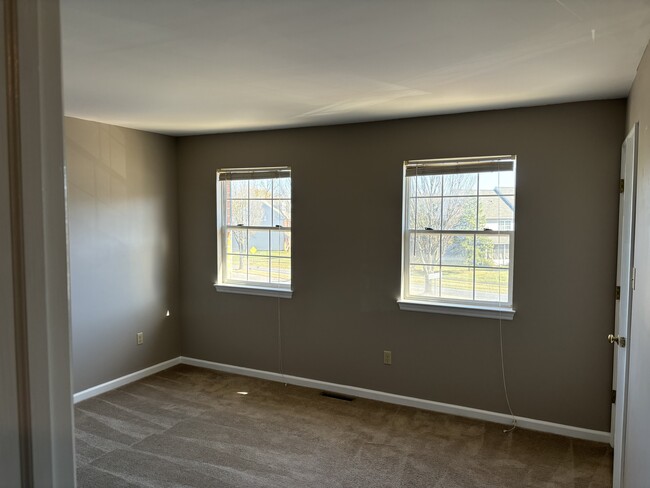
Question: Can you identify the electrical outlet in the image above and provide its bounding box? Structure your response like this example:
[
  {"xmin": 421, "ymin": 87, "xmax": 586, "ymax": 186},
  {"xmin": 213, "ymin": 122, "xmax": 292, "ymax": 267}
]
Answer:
[
  {"xmin": 383, "ymin": 350, "xmax": 392, "ymax": 365},
  {"xmin": 137, "ymin": 332, "xmax": 144, "ymax": 345}
]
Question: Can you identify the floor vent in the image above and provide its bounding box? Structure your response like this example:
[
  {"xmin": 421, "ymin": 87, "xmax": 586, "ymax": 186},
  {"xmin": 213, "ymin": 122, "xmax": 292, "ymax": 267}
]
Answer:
[{"xmin": 320, "ymin": 391, "xmax": 355, "ymax": 402}]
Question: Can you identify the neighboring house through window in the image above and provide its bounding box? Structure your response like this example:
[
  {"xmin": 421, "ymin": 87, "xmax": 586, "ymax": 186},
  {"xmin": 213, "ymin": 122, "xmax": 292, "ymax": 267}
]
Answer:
[
  {"xmin": 215, "ymin": 167, "xmax": 292, "ymax": 298},
  {"xmin": 398, "ymin": 156, "xmax": 516, "ymax": 319}
]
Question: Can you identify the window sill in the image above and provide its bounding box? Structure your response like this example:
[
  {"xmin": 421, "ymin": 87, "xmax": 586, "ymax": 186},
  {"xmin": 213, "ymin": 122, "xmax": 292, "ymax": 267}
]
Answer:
[
  {"xmin": 214, "ymin": 283, "xmax": 293, "ymax": 299},
  {"xmin": 397, "ymin": 299, "xmax": 515, "ymax": 320}
]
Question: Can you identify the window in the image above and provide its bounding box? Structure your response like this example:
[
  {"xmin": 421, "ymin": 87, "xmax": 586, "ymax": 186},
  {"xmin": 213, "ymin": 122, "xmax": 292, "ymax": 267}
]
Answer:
[
  {"xmin": 399, "ymin": 156, "xmax": 516, "ymax": 319},
  {"xmin": 215, "ymin": 167, "xmax": 292, "ymax": 298}
]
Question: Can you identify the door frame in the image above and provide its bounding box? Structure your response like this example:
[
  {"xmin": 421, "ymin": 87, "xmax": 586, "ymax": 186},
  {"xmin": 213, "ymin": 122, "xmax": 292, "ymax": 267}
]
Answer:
[
  {"xmin": 1, "ymin": 0, "xmax": 76, "ymax": 485},
  {"xmin": 611, "ymin": 123, "xmax": 639, "ymax": 488},
  {"xmin": 0, "ymin": 1, "xmax": 22, "ymax": 484}
]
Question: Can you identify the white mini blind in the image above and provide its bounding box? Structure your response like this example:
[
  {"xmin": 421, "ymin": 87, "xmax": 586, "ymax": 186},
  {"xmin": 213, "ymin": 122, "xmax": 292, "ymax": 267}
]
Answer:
[
  {"xmin": 218, "ymin": 167, "xmax": 291, "ymax": 181},
  {"xmin": 405, "ymin": 156, "xmax": 515, "ymax": 177}
]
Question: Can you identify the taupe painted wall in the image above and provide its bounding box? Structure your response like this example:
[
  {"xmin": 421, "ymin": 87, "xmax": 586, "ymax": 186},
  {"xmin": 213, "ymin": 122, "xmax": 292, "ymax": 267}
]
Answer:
[
  {"xmin": 66, "ymin": 117, "xmax": 181, "ymax": 392},
  {"xmin": 624, "ymin": 44, "xmax": 650, "ymax": 485},
  {"xmin": 177, "ymin": 100, "xmax": 625, "ymax": 431}
]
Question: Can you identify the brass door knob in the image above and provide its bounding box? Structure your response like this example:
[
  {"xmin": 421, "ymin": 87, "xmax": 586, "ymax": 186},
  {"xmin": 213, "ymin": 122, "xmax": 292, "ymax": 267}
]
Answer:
[{"xmin": 608, "ymin": 334, "xmax": 627, "ymax": 347}]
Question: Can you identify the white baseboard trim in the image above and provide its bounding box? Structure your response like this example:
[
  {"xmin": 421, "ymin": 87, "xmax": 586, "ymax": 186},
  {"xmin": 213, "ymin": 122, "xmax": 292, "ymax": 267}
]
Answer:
[
  {"xmin": 181, "ymin": 356, "xmax": 610, "ymax": 444},
  {"xmin": 73, "ymin": 357, "xmax": 181, "ymax": 404}
]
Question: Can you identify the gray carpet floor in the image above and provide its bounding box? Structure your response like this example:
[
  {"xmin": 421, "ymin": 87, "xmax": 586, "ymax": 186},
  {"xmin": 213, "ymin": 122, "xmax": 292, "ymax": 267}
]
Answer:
[{"xmin": 75, "ymin": 364, "xmax": 612, "ymax": 487}]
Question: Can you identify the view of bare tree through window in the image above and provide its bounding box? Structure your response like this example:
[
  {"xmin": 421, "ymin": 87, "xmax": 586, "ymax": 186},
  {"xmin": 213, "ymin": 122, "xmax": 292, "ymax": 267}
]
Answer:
[
  {"xmin": 219, "ymin": 170, "xmax": 292, "ymax": 288},
  {"xmin": 403, "ymin": 159, "xmax": 515, "ymax": 306}
]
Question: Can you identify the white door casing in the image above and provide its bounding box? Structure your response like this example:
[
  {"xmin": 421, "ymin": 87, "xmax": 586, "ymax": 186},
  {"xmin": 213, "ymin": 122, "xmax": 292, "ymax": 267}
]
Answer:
[
  {"xmin": 1, "ymin": 0, "xmax": 76, "ymax": 485},
  {"xmin": 0, "ymin": 2, "xmax": 23, "ymax": 485},
  {"xmin": 612, "ymin": 123, "xmax": 638, "ymax": 488}
]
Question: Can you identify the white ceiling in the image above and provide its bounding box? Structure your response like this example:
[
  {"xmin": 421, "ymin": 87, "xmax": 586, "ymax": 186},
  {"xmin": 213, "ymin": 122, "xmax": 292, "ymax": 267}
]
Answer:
[{"xmin": 60, "ymin": 0, "xmax": 650, "ymax": 136}]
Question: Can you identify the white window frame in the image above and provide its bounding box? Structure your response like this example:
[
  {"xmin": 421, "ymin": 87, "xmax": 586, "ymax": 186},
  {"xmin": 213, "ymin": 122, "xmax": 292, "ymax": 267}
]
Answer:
[
  {"xmin": 398, "ymin": 156, "xmax": 516, "ymax": 319},
  {"xmin": 215, "ymin": 166, "xmax": 293, "ymax": 298}
]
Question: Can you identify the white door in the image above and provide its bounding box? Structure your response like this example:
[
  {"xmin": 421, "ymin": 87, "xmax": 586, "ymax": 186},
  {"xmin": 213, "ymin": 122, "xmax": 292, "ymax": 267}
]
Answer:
[{"xmin": 612, "ymin": 123, "xmax": 638, "ymax": 488}]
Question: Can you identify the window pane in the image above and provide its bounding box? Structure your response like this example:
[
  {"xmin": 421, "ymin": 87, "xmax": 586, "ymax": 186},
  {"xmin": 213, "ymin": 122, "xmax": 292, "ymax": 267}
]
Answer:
[
  {"xmin": 476, "ymin": 234, "xmax": 510, "ymax": 268},
  {"xmin": 248, "ymin": 230, "xmax": 270, "ymax": 256},
  {"xmin": 441, "ymin": 266, "xmax": 474, "ymax": 300},
  {"xmin": 273, "ymin": 177, "xmax": 291, "ymax": 199},
  {"xmin": 409, "ymin": 174, "xmax": 442, "ymax": 197},
  {"xmin": 409, "ymin": 197, "xmax": 441, "ymax": 230},
  {"xmin": 478, "ymin": 196, "xmax": 514, "ymax": 230},
  {"xmin": 443, "ymin": 173, "xmax": 478, "ymax": 196},
  {"xmin": 442, "ymin": 197, "xmax": 477, "ymax": 230},
  {"xmin": 226, "ymin": 255, "xmax": 248, "ymax": 282},
  {"xmin": 250, "ymin": 178, "xmax": 273, "ymax": 198},
  {"xmin": 219, "ymin": 169, "xmax": 292, "ymax": 289},
  {"xmin": 271, "ymin": 258, "xmax": 291, "ymax": 283},
  {"xmin": 441, "ymin": 234, "xmax": 474, "ymax": 266},
  {"xmin": 401, "ymin": 159, "xmax": 515, "ymax": 307},
  {"xmin": 250, "ymin": 200, "xmax": 272, "ymax": 226},
  {"xmin": 270, "ymin": 230, "xmax": 291, "ymax": 257},
  {"xmin": 225, "ymin": 180, "xmax": 248, "ymax": 199},
  {"xmin": 226, "ymin": 229, "xmax": 247, "ymax": 254},
  {"xmin": 479, "ymin": 171, "xmax": 515, "ymax": 195},
  {"xmin": 226, "ymin": 199, "xmax": 248, "ymax": 226},
  {"xmin": 475, "ymin": 269, "xmax": 509, "ymax": 303},
  {"xmin": 247, "ymin": 256, "xmax": 270, "ymax": 283},
  {"xmin": 273, "ymin": 200, "xmax": 291, "ymax": 227},
  {"xmin": 409, "ymin": 233, "xmax": 440, "ymax": 265},
  {"xmin": 409, "ymin": 265, "xmax": 441, "ymax": 298}
]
